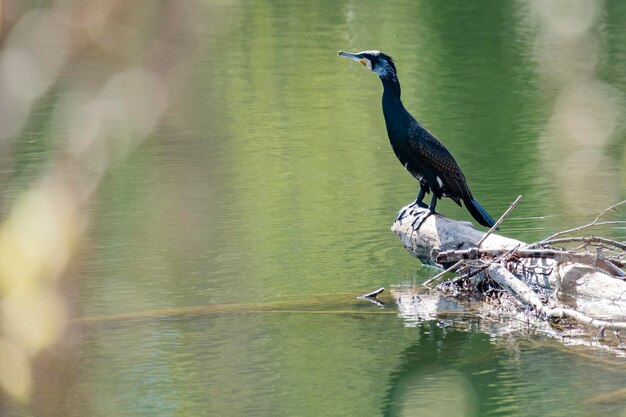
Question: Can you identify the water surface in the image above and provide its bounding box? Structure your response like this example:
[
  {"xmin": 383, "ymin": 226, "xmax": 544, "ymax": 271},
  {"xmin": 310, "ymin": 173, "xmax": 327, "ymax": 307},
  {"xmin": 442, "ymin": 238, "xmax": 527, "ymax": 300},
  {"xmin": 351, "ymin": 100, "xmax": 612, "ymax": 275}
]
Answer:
[{"xmin": 2, "ymin": 1, "xmax": 626, "ymax": 416}]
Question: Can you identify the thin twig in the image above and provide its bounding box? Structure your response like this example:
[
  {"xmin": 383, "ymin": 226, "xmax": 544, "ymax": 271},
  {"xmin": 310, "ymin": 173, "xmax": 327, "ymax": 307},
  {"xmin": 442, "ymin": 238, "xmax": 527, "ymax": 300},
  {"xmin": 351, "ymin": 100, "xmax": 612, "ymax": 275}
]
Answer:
[
  {"xmin": 535, "ymin": 200, "xmax": 626, "ymax": 245},
  {"xmin": 477, "ymin": 195, "xmax": 522, "ymax": 248},
  {"xmin": 423, "ymin": 260, "xmax": 463, "ymax": 287},
  {"xmin": 538, "ymin": 236, "xmax": 626, "ymax": 251}
]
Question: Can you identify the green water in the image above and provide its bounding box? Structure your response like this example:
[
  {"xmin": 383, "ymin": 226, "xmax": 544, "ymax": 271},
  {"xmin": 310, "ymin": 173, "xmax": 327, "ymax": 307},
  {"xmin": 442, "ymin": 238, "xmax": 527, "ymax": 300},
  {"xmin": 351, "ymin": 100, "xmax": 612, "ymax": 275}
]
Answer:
[{"xmin": 4, "ymin": 1, "xmax": 626, "ymax": 416}]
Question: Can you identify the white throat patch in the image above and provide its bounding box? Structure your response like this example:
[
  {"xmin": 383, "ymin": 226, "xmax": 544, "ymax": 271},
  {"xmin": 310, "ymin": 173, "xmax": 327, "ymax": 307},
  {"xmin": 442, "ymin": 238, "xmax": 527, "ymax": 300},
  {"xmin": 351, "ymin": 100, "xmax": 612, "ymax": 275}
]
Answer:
[{"xmin": 373, "ymin": 61, "xmax": 394, "ymax": 79}]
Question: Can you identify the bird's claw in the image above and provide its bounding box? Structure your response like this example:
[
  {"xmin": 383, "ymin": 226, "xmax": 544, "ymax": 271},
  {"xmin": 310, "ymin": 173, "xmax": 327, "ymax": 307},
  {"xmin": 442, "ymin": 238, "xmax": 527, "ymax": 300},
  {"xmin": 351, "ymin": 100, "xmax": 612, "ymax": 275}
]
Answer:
[
  {"xmin": 396, "ymin": 208, "xmax": 408, "ymax": 222},
  {"xmin": 397, "ymin": 200, "xmax": 429, "ymax": 222},
  {"xmin": 411, "ymin": 209, "xmax": 433, "ymax": 229}
]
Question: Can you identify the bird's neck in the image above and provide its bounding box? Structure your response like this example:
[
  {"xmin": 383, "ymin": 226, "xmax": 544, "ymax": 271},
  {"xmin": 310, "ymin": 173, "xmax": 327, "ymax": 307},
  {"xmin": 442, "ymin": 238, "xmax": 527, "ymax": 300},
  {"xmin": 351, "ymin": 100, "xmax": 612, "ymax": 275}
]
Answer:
[
  {"xmin": 381, "ymin": 75, "xmax": 401, "ymax": 98},
  {"xmin": 380, "ymin": 76, "xmax": 410, "ymax": 136}
]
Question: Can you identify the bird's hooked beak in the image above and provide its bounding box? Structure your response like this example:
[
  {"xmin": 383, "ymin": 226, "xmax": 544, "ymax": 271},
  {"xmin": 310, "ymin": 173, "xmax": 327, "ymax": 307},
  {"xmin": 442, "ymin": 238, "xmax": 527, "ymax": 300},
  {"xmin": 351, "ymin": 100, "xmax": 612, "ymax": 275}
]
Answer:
[{"xmin": 338, "ymin": 51, "xmax": 371, "ymax": 70}]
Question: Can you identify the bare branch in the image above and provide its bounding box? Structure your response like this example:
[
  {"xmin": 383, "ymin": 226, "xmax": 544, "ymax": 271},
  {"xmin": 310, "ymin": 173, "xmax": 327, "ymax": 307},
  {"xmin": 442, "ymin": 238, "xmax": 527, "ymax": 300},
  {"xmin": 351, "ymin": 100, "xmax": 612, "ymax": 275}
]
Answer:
[
  {"xmin": 437, "ymin": 247, "xmax": 587, "ymax": 263},
  {"xmin": 538, "ymin": 236, "xmax": 626, "ymax": 251},
  {"xmin": 423, "ymin": 260, "xmax": 464, "ymax": 287},
  {"xmin": 534, "ymin": 200, "xmax": 626, "ymax": 245},
  {"xmin": 477, "ymin": 195, "xmax": 522, "ymax": 248},
  {"xmin": 436, "ymin": 247, "xmax": 624, "ymax": 277},
  {"xmin": 547, "ymin": 308, "xmax": 626, "ymax": 331}
]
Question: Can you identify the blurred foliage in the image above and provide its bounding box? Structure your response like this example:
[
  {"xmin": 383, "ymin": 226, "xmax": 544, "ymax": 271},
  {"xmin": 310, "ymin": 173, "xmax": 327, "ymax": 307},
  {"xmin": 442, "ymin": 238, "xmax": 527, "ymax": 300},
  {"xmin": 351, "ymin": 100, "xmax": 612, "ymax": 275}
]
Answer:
[{"xmin": 0, "ymin": 0, "xmax": 192, "ymax": 409}]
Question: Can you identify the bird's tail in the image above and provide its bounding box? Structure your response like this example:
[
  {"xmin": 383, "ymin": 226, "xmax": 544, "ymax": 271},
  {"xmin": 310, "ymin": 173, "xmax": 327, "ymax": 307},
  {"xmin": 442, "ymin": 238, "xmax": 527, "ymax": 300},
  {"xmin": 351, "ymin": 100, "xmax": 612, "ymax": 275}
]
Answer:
[{"xmin": 464, "ymin": 198, "xmax": 496, "ymax": 228}]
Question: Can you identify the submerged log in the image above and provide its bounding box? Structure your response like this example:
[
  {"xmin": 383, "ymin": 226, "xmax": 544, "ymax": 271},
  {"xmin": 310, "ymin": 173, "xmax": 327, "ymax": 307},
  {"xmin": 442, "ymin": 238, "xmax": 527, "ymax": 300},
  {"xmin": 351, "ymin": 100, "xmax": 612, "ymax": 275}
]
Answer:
[{"xmin": 391, "ymin": 203, "xmax": 626, "ymax": 330}]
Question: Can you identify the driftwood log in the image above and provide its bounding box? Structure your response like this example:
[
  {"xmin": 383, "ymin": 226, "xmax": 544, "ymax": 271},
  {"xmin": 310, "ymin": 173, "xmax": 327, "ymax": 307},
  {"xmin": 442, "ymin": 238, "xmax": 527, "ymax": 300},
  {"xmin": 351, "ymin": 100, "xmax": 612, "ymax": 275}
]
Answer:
[{"xmin": 390, "ymin": 202, "xmax": 626, "ymax": 336}]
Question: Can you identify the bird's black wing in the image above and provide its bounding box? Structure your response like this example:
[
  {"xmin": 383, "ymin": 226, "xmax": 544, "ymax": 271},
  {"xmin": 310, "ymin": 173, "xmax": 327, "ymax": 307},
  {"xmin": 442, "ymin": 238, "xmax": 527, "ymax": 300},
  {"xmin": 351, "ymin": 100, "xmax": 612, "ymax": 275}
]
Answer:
[{"xmin": 406, "ymin": 123, "xmax": 473, "ymax": 201}]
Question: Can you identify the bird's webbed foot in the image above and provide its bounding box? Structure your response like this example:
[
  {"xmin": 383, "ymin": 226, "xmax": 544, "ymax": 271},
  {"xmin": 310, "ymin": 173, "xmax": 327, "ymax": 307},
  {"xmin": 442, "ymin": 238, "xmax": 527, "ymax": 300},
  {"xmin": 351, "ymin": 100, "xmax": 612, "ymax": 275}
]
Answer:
[
  {"xmin": 396, "ymin": 206, "xmax": 417, "ymax": 222},
  {"xmin": 395, "ymin": 208, "xmax": 409, "ymax": 222},
  {"xmin": 408, "ymin": 194, "xmax": 438, "ymax": 229},
  {"xmin": 396, "ymin": 201, "xmax": 428, "ymax": 222},
  {"xmin": 410, "ymin": 208, "xmax": 433, "ymax": 230},
  {"xmin": 395, "ymin": 187, "xmax": 430, "ymax": 222}
]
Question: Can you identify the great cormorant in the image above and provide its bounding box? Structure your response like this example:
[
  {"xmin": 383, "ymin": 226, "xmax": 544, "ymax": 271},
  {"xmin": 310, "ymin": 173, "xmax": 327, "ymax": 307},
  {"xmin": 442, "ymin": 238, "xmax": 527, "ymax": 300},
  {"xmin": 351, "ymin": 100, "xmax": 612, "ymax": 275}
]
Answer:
[{"xmin": 338, "ymin": 50, "xmax": 496, "ymax": 228}]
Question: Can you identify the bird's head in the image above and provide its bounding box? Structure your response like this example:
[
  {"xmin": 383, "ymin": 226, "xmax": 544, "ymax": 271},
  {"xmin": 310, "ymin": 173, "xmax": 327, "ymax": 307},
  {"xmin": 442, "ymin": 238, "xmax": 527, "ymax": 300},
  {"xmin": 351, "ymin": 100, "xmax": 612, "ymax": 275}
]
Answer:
[{"xmin": 338, "ymin": 50, "xmax": 397, "ymax": 79}]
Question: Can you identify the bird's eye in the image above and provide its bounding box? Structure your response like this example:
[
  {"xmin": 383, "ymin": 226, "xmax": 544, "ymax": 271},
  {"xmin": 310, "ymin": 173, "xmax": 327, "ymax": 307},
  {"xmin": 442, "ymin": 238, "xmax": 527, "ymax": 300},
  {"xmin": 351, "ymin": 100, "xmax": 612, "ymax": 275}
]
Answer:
[{"xmin": 359, "ymin": 59, "xmax": 367, "ymax": 66}]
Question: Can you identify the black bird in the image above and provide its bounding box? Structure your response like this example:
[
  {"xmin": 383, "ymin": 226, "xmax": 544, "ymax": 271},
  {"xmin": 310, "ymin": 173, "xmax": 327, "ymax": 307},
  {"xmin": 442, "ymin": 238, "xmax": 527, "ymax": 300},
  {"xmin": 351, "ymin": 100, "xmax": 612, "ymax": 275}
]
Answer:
[{"xmin": 338, "ymin": 50, "xmax": 496, "ymax": 228}]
